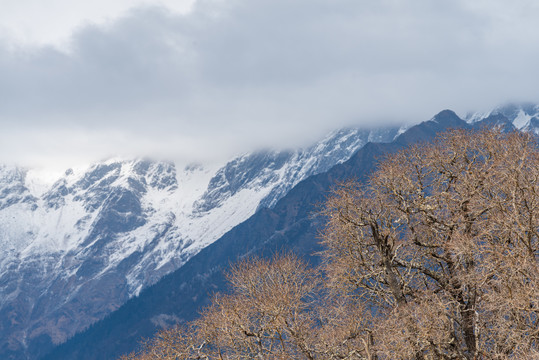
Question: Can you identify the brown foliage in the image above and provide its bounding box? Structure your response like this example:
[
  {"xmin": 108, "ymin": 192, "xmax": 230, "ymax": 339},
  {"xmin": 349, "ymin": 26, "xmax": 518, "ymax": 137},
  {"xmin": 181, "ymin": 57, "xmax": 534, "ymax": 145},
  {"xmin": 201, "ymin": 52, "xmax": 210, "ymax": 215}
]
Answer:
[
  {"xmin": 194, "ymin": 253, "xmax": 320, "ymax": 359},
  {"xmin": 121, "ymin": 129, "xmax": 539, "ymax": 360},
  {"xmin": 322, "ymin": 129, "xmax": 539, "ymax": 359}
]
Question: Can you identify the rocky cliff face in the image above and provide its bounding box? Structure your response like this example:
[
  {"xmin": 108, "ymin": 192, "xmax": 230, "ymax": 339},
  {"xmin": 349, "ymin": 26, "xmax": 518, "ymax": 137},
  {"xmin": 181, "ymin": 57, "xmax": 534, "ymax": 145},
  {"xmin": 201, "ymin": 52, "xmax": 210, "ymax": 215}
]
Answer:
[{"xmin": 0, "ymin": 126, "xmax": 399, "ymax": 360}]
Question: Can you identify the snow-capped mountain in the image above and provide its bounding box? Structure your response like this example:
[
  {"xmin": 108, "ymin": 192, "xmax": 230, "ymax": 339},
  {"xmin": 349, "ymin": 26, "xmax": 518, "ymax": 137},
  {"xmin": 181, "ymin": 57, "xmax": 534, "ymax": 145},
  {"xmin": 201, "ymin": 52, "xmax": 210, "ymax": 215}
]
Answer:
[
  {"xmin": 39, "ymin": 104, "xmax": 539, "ymax": 360},
  {"xmin": 41, "ymin": 108, "xmax": 482, "ymax": 360},
  {"xmin": 0, "ymin": 126, "xmax": 400, "ymax": 359},
  {"xmin": 466, "ymin": 103, "xmax": 539, "ymax": 134}
]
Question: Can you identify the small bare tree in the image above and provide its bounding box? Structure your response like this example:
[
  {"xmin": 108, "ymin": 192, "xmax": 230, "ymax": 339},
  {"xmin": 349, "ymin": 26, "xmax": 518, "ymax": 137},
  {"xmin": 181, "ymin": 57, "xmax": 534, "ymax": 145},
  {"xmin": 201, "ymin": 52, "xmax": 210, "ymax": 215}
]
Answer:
[
  {"xmin": 195, "ymin": 253, "xmax": 319, "ymax": 359},
  {"xmin": 124, "ymin": 254, "xmax": 377, "ymax": 360}
]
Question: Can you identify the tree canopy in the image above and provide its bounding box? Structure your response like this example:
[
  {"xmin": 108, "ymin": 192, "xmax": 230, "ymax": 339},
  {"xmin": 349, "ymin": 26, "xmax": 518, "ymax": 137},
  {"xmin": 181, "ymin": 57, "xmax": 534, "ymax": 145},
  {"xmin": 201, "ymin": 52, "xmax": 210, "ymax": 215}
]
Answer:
[{"xmin": 121, "ymin": 129, "xmax": 539, "ymax": 359}]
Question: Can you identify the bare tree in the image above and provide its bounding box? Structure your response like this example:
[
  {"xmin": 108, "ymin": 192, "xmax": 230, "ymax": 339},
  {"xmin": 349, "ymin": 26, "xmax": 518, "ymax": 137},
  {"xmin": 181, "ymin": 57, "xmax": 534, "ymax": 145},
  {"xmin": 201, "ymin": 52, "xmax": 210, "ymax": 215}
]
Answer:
[
  {"xmin": 321, "ymin": 129, "xmax": 539, "ymax": 359},
  {"xmin": 121, "ymin": 129, "xmax": 539, "ymax": 360},
  {"xmin": 195, "ymin": 253, "xmax": 320, "ymax": 359},
  {"xmin": 125, "ymin": 254, "xmax": 376, "ymax": 360}
]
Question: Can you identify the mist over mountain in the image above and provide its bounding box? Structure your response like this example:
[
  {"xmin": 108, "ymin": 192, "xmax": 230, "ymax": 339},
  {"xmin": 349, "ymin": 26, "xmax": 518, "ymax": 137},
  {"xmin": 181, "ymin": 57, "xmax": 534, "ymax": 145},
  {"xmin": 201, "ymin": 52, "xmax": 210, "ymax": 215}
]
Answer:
[
  {"xmin": 33, "ymin": 103, "xmax": 539, "ymax": 360},
  {"xmin": 0, "ymin": 103, "xmax": 537, "ymax": 359},
  {"xmin": 0, "ymin": 125, "xmax": 401, "ymax": 360},
  {"xmin": 2, "ymin": 1, "xmax": 539, "ymax": 359},
  {"xmin": 2, "ymin": 1, "xmax": 539, "ymax": 170}
]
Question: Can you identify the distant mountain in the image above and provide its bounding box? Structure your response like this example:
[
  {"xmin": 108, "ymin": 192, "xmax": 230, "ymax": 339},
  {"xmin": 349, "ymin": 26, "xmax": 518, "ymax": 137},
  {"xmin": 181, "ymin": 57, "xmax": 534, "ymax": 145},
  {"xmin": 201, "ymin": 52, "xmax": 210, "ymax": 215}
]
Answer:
[
  {"xmin": 0, "ymin": 126, "xmax": 400, "ymax": 360},
  {"xmin": 43, "ymin": 105, "xmax": 539, "ymax": 360},
  {"xmin": 41, "ymin": 109, "xmax": 478, "ymax": 360},
  {"xmin": 5, "ymin": 103, "xmax": 538, "ymax": 360},
  {"xmin": 466, "ymin": 102, "xmax": 539, "ymax": 133}
]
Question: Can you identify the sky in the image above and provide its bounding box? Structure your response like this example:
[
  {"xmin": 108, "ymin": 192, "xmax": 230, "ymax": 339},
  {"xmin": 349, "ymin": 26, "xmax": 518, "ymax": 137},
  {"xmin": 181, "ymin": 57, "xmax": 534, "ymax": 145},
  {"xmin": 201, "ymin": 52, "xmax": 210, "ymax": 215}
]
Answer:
[{"xmin": 0, "ymin": 0, "xmax": 538, "ymax": 170}]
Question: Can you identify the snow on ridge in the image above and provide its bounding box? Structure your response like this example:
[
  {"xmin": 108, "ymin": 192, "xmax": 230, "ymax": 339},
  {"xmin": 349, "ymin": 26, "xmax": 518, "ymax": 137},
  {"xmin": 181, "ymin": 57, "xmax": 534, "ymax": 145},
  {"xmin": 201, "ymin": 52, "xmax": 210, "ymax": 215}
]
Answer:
[
  {"xmin": 0, "ymin": 125, "xmax": 406, "ymax": 352},
  {"xmin": 394, "ymin": 124, "xmax": 411, "ymax": 139},
  {"xmin": 465, "ymin": 103, "xmax": 539, "ymax": 130},
  {"xmin": 513, "ymin": 109, "xmax": 532, "ymax": 130},
  {"xmin": 0, "ymin": 124, "xmax": 399, "ymax": 285},
  {"xmin": 465, "ymin": 110, "xmax": 491, "ymax": 124}
]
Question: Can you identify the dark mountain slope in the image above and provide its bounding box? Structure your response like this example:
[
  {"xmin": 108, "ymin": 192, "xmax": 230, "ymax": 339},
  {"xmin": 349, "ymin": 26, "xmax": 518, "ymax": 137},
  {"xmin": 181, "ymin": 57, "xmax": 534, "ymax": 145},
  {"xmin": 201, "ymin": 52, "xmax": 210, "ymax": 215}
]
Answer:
[{"xmin": 42, "ymin": 111, "xmax": 469, "ymax": 360}]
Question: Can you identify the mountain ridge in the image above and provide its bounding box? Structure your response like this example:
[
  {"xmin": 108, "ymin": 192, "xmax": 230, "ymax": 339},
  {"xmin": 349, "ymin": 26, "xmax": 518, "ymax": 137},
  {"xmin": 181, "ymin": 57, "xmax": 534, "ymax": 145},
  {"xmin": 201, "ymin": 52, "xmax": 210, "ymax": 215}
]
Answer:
[
  {"xmin": 0, "ymin": 125, "xmax": 400, "ymax": 360},
  {"xmin": 41, "ymin": 109, "xmax": 476, "ymax": 360},
  {"xmin": 3, "ymin": 103, "xmax": 538, "ymax": 360}
]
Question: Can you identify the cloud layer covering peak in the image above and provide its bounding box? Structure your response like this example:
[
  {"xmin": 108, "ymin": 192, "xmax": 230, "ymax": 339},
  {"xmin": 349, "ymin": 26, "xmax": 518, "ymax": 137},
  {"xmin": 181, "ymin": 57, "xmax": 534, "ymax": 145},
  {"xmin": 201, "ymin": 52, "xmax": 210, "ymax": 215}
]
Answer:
[{"xmin": 1, "ymin": 0, "xmax": 538, "ymax": 169}]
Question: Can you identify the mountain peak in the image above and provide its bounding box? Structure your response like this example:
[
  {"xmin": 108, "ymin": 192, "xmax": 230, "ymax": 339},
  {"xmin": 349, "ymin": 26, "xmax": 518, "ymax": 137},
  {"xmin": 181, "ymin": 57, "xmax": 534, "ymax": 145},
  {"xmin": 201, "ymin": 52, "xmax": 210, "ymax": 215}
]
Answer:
[
  {"xmin": 0, "ymin": 125, "xmax": 404, "ymax": 360},
  {"xmin": 431, "ymin": 109, "xmax": 462, "ymax": 125},
  {"xmin": 466, "ymin": 102, "xmax": 539, "ymax": 133}
]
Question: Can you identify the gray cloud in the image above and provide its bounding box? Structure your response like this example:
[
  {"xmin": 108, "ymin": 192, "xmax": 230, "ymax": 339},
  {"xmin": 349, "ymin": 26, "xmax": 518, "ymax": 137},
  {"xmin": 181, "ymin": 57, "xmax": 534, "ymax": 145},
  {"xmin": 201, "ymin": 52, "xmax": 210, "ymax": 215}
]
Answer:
[{"xmin": 1, "ymin": 0, "xmax": 538, "ymax": 169}]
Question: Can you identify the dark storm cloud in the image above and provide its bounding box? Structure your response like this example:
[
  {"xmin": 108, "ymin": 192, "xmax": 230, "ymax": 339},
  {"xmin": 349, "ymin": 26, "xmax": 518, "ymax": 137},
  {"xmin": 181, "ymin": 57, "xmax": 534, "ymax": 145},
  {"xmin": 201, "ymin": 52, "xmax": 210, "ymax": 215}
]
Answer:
[{"xmin": 0, "ymin": 0, "xmax": 538, "ymax": 167}]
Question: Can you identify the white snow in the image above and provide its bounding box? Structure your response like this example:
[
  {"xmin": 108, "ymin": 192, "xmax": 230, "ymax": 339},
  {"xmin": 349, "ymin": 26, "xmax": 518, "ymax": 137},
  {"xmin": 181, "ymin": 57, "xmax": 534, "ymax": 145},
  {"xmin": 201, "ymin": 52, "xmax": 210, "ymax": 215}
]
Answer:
[
  {"xmin": 513, "ymin": 109, "xmax": 532, "ymax": 130},
  {"xmin": 465, "ymin": 110, "xmax": 492, "ymax": 124},
  {"xmin": 464, "ymin": 104, "xmax": 539, "ymax": 131},
  {"xmin": 25, "ymin": 169, "xmax": 63, "ymax": 197},
  {"xmin": 0, "ymin": 125, "xmax": 402, "ymax": 331},
  {"xmin": 394, "ymin": 124, "xmax": 411, "ymax": 139}
]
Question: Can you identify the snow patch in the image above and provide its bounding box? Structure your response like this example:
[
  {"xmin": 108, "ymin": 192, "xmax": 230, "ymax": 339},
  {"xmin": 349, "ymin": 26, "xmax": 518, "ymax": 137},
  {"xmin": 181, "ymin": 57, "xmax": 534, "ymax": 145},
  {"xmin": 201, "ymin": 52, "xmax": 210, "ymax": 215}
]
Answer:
[{"xmin": 513, "ymin": 109, "xmax": 532, "ymax": 130}]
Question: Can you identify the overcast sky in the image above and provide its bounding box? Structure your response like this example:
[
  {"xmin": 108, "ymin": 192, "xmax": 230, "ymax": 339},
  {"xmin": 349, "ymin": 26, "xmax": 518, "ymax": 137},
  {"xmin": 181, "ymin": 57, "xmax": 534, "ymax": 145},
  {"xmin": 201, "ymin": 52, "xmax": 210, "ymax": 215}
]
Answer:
[{"xmin": 1, "ymin": 0, "xmax": 538, "ymax": 170}]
